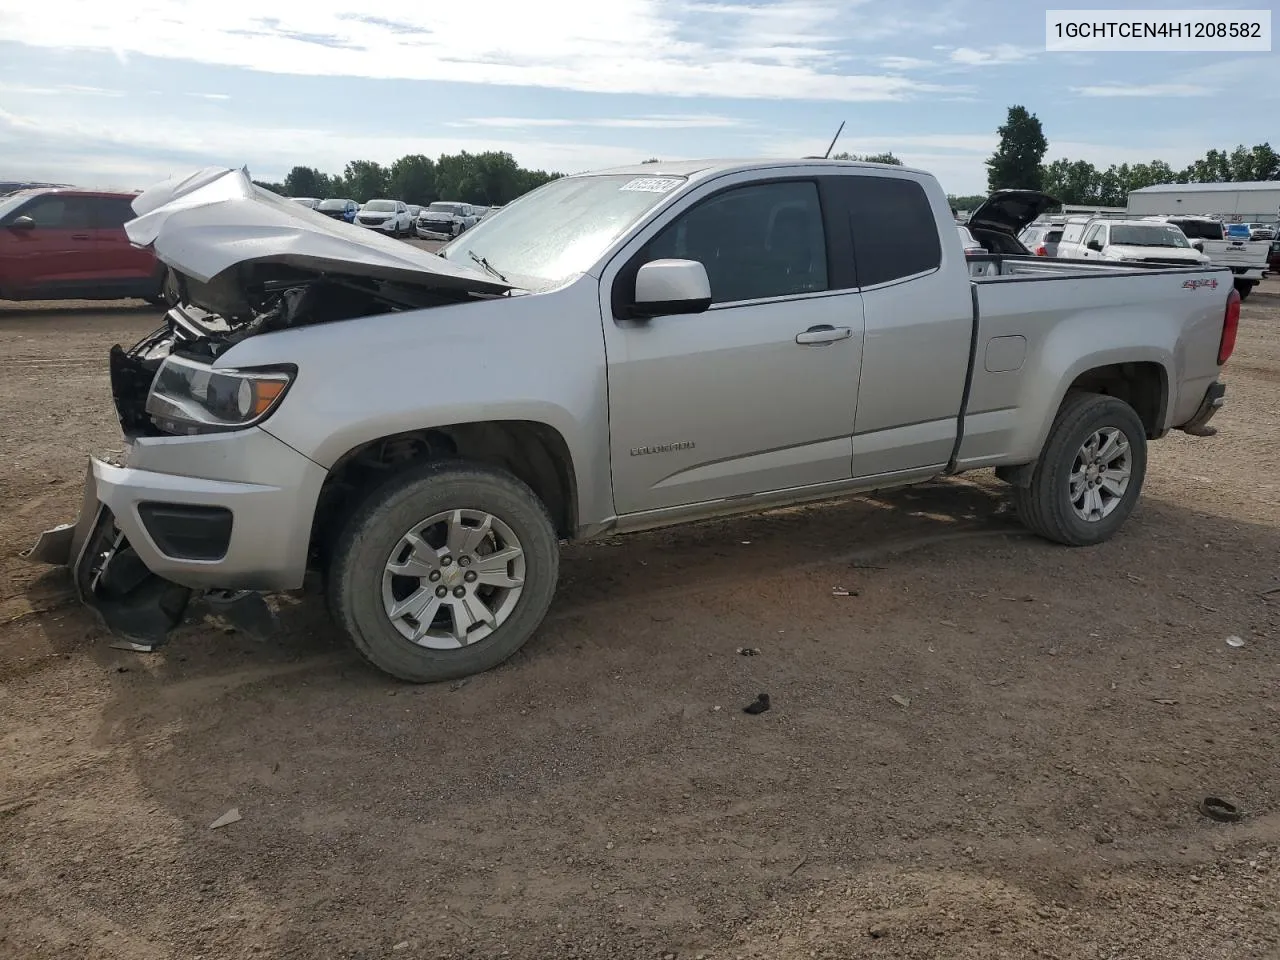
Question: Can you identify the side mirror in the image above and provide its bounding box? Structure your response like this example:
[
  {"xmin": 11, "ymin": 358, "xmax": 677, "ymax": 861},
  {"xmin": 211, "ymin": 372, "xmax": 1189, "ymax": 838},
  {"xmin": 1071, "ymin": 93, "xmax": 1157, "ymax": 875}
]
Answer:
[
  {"xmin": 1192, "ymin": 240, "xmax": 1205, "ymax": 252},
  {"xmin": 630, "ymin": 259, "xmax": 711, "ymax": 319},
  {"xmin": 1086, "ymin": 239, "xmax": 1103, "ymax": 252},
  {"xmin": 9, "ymin": 215, "xmax": 35, "ymax": 231}
]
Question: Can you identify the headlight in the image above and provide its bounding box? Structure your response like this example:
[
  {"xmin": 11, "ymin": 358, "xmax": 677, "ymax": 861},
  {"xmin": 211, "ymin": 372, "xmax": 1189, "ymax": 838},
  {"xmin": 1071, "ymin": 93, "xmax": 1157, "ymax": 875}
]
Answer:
[{"xmin": 145, "ymin": 353, "xmax": 294, "ymax": 435}]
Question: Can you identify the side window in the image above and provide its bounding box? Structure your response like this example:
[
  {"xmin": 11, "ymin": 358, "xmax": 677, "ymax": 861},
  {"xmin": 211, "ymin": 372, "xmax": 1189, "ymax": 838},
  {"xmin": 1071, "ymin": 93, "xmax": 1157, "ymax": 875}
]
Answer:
[
  {"xmin": 91, "ymin": 197, "xmax": 137, "ymax": 230},
  {"xmin": 842, "ymin": 176, "xmax": 941, "ymax": 287},
  {"xmin": 1083, "ymin": 224, "xmax": 1103, "ymax": 247},
  {"xmin": 643, "ymin": 181, "xmax": 827, "ymax": 304},
  {"xmin": 20, "ymin": 197, "xmax": 93, "ymax": 229},
  {"xmin": 1061, "ymin": 222, "xmax": 1084, "ymax": 244}
]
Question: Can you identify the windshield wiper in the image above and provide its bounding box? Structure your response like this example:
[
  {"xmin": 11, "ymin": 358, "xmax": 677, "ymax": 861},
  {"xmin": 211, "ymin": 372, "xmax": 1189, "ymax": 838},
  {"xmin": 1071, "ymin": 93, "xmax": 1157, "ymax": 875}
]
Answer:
[{"xmin": 468, "ymin": 250, "xmax": 508, "ymax": 283}]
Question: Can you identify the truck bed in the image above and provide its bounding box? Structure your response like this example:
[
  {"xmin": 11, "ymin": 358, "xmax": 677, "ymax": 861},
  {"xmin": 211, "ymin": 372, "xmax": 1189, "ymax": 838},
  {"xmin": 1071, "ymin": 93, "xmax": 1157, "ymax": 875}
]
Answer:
[{"xmin": 954, "ymin": 255, "xmax": 1230, "ymax": 472}]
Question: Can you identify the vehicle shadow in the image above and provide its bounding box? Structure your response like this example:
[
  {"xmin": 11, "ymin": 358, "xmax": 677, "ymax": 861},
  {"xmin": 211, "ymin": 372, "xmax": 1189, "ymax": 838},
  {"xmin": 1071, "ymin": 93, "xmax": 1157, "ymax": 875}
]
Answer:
[{"xmin": 17, "ymin": 475, "xmax": 1022, "ymax": 690}]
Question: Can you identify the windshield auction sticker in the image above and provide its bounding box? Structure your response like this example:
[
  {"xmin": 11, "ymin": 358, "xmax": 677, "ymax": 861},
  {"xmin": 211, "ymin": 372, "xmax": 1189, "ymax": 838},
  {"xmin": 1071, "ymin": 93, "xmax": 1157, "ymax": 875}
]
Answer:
[
  {"xmin": 1046, "ymin": 9, "xmax": 1271, "ymax": 51},
  {"xmin": 619, "ymin": 177, "xmax": 685, "ymax": 193}
]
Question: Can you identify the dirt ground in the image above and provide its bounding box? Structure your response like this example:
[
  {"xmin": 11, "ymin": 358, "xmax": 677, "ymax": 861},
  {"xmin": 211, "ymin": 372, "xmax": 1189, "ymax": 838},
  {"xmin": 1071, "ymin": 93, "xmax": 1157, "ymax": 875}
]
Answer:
[{"xmin": 1, "ymin": 282, "xmax": 1278, "ymax": 960}]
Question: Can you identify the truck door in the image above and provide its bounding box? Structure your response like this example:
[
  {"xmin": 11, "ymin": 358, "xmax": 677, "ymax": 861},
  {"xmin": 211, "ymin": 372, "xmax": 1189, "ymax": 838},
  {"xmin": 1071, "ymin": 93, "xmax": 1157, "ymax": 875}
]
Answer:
[
  {"xmin": 602, "ymin": 177, "xmax": 864, "ymax": 515},
  {"xmin": 1080, "ymin": 223, "xmax": 1106, "ymax": 259},
  {"xmin": 832, "ymin": 174, "xmax": 975, "ymax": 478},
  {"xmin": 0, "ymin": 194, "xmax": 96, "ymax": 297}
]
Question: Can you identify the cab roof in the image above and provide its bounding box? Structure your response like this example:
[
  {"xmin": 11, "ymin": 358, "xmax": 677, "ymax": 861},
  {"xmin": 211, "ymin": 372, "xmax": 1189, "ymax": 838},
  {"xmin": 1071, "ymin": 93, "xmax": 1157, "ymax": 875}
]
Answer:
[{"xmin": 579, "ymin": 157, "xmax": 932, "ymax": 182}]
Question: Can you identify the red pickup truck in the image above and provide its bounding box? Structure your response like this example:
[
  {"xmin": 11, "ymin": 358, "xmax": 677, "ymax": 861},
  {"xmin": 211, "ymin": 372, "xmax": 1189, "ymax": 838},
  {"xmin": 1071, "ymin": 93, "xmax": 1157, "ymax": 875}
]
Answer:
[{"xmin": 0, "ymin": 188, "xmax": 166, "ymax": 303}]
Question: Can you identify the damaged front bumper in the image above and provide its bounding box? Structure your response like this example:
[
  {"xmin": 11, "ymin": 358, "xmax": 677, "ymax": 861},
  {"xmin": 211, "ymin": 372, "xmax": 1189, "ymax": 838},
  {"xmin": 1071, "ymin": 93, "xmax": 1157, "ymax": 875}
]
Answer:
[
  {"xmin": 27, "ymin": 439, "xmax": 325, "ymax": 647},
  {"xmin": 26, "ymin": 313, "xmax": 327, "ymax": 648}
]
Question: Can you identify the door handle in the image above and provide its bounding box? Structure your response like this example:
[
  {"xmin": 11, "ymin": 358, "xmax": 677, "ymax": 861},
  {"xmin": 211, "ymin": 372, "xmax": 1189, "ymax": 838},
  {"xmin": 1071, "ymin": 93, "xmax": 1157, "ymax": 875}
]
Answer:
[
  {"xmin": 795, "ymin": 325, "xmax": 852, "ymax": 345},
  {"xmin": 71, "ymin": 234, "xmax": 92, "ymax": 240}
]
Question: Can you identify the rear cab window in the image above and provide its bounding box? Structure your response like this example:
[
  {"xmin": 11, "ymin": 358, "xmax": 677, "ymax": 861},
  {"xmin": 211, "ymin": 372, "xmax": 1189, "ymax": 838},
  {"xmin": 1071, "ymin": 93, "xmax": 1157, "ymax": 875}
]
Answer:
[{"xmin": 830, "ymin": 175, "xmax": 941, "ymax": 287}]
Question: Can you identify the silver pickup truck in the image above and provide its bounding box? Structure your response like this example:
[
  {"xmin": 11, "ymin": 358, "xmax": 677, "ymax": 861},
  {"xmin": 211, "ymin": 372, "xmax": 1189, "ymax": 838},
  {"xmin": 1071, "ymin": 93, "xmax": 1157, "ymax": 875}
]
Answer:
[{"xmin": 28, "ymin": 161, "xmax": 1239, "ymax": 682}]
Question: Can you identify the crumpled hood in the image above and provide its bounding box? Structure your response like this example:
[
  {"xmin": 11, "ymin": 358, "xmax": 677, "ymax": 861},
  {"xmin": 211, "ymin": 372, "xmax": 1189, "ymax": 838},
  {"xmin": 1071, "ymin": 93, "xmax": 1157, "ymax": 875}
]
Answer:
[{"xmin": 125, "ymin": 167, "xmax": 509, "ymax": 295}]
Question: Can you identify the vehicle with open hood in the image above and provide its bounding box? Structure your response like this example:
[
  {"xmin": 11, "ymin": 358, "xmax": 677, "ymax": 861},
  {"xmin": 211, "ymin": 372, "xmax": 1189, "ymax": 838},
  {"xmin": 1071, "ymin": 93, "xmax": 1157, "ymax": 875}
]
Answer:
[
  {"xmin": 27, "ymin": 161, "xmax": 1237, "ymax": 683},
  {"xmin": 962, "ymin": 189, "xmax": 1056, "ymax": 256}
]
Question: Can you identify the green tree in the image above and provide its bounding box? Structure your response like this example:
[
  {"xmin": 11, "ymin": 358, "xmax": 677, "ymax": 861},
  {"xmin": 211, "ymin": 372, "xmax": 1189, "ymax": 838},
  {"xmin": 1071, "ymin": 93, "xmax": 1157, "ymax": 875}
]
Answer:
[
  {"xmin": 251, "ymin": 179, "xmax": 287, "ymax": 194},
  {"xmin": 831, "ymin": 151, "xmax": 904, "ymax": 165},
  {"xmin": 342, "ymin": 160, "xmax": 391, "ymax": 202},
  {"xmin": 1041, "ymin": 158, "xmax": 1101, "ymax": 205},
  {"xmin": 947, "ymin": 193, "xmax": 987, "ymax": 213},
  {"xmin": 283, "ymin": 165, "xmax": 328, "ymax": 198},
  {"xmin": 986, "ymin": 105, "xmax": 1048, "ymax": 191},
  {"xmin": 389, "ymin": 154, "xmax": 436, "ymax": 206}
]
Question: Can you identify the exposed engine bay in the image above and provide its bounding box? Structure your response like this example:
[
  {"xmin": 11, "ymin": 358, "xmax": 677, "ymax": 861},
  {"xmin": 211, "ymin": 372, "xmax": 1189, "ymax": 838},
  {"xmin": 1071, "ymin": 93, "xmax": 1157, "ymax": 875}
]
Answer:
[{"xmin": 113, "ymin": 266, "xmax": 478, "ymax": 439}]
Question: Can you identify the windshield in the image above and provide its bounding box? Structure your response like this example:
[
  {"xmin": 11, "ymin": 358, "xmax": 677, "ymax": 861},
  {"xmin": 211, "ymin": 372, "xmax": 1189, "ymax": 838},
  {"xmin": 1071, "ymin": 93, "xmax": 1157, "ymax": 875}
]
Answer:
[
  {"xmin": 364, "ymin": 200, "xmax": 395, "ymax": 212},
  {"xmin": 1110, "ymin": 225, "xmax": 1190, "ymax": 248},
  {"xmin": 439, "ymin": 174, "xmax": 686, "ymax": 289},
  {"xmin": 317, "ymin": 199, "xmax": 350, "ymax": 211},
  {"xmin": 1168, "ymin": 219, "xmax": 1222, "ymax": 241},
  {"xmin": 428, "ymin": 202, "xmax": 461, "ymax": 213}
]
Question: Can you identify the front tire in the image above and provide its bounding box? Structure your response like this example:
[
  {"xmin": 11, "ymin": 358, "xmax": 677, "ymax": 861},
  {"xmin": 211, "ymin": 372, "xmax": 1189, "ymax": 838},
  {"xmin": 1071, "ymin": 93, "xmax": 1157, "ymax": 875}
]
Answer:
[
  {"xmin": 329, "ymin": 461, "xmax": 560, "ymax": 683},
  {"xmin": 1013, "ymin": 392, "xmax": 1148, "ymax": 546}
]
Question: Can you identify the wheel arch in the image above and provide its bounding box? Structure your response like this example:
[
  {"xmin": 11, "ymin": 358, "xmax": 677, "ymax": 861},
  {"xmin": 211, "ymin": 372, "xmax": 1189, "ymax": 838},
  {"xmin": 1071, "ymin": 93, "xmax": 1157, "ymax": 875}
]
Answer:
[{"xmin": 309, "ymin": 419, "xmax": 579, "ymax": 572}]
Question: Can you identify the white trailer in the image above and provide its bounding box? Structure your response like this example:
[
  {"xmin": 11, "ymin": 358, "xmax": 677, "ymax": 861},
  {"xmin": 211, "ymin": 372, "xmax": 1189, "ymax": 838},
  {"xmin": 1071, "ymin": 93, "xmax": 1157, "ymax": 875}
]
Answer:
[{"xmin": 1127, "ymin": 181, "xmax": 1280, "ymax": 224}]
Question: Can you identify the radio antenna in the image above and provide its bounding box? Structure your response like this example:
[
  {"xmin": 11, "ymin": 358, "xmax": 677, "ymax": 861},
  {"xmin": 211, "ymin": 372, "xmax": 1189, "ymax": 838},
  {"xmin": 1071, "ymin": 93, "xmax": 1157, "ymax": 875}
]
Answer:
[{"xmin": 822, "ymin": 121, "xmax": 846, "ymax": 159}]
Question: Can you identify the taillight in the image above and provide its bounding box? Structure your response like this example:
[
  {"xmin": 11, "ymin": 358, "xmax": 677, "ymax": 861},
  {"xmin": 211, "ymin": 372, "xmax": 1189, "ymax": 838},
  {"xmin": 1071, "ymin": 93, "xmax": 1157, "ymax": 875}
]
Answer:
[
  {"xmin": 1035, "ymin": 245, "xmax": 1047, "ymax": 256},
  {"xmin": 1218, "ymin": 287, "xmax": 1240, "ymax": 365}
]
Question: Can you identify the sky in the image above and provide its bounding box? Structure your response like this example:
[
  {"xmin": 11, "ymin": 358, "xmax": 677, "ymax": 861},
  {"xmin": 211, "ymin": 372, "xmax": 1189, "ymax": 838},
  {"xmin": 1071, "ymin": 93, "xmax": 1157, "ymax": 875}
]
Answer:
[{"xmin": 0, "ymin": 0, "xmax": 1275, "ymax": 196}]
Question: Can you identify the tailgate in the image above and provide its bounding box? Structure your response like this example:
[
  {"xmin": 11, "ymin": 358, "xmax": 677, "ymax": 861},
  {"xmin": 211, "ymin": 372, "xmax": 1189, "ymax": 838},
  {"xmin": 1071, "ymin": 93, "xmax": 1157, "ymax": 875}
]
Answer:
[{"xmin": 1204, "ymin": 240, "xmax": 1268, "ymax": 268}]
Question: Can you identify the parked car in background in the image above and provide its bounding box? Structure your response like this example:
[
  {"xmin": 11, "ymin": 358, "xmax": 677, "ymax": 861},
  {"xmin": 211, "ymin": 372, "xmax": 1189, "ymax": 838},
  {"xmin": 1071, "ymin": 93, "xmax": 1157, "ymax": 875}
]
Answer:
[
  {"xmin": 291, "ymin": 197, "xmax": 321, "ymax": 210},
  {"xmin": 1224, "ymin": 223, "xmax": 1251, "ymax": 240},
  {"xmin": 406, "ymin": 205, "xmax": 422, "ymax": 220},
  {"xmin": 1142, "ymin": 216, "xmax": 1269, "ymax": 299},
  {"xmin": 480, "ymin": 205, "xmax": 503, "ymax": 221},
  {"xmin": 1057, "ymin": 218, "xmax": 1210, "ymax": 268},
  {"xmin": 0, "ymin": 188, "xmax": 166, "ymax": 303},
  {"xmin": 316, "ymin": 198, "xmax": 359, "ymax": 223},
  {"xmin": 416, "ymin": 201, "xmax": 481, "ymax": 238},
  {"xmin": 1269, "ymin": 239, "xmax": 1280, "ymax": 273},
  {"xmin": 28, "ymin": 161, "xmax": 1237, "ymax": 683},
  {"xmin": 356, "ymin": 200, "xmax": 413, "ymax": 236},
  {"xmin": 1248, "ymin": 223, "xmax": 1276, "ymax": 241},
  {"xmin": 1018, "ymin": 220, "xmax": 1066, "ymax": 257}
]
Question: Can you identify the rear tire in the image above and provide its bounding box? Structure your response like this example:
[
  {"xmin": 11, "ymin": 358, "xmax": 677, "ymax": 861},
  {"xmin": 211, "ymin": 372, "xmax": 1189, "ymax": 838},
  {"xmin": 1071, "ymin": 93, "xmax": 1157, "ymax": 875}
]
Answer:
[
  {"xmin": 1234, "ymin": 280, "xmax": 1254, "ymax": 301},
  {"xmin": 1013, "ymin": 392, "xmax": 1148, "ymax": 546},
  {"xmin": 329, "ymin": 461, "xmax": 560, "ymax": 683}
]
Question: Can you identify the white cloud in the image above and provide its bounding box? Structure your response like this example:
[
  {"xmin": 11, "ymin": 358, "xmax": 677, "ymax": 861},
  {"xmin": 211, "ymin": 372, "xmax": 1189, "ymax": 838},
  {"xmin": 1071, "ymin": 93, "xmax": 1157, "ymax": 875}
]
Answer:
[
  {"xmin": 0, "ymin": 104, "xmax": 660, "ymax": 188},
  {"xmin": 1071, "ymin": 82, "xmax": 1207, "ymax": 98},
  {"xmin": 948, "ymin": 44, "xmax": 1036, "ymax": 66},
  {"xmin": 451, "ymin": 115, "xmax": 748, "ymax": 130},
  {"xmin": 879, "ymin": 56, "xmax": 934, "ymax": 71},
  {"xmin": 187, "ymin": 92, "xmax": 232, "ymax": 100},
  {"xmin": 0, "ymin": 0, "xmax": 959, "ymax": 101},
  {"xmin": 0, "ymin": 82, "xmax": 125, "ymax": 96}
]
